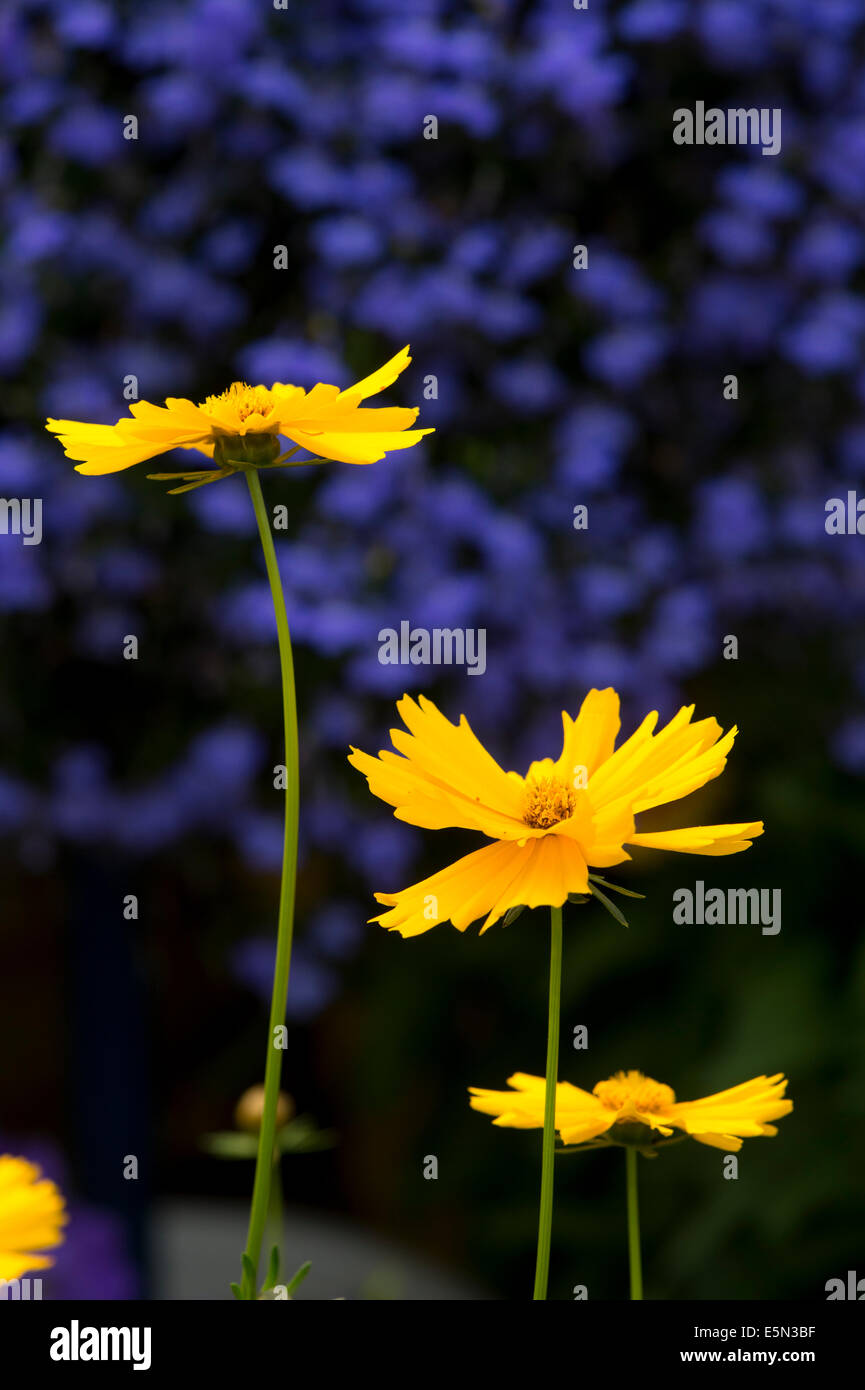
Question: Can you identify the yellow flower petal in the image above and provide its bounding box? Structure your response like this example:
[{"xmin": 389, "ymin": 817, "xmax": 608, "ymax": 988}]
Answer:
[
  {"xmin": 336, "ymin": 344, "xmax": 412, "ymax": 401},
  {"xmin": 469, "ymin": 1074, "xmax": 554, "ymax": 1129},
  {"xmin": 47, "ymin": 404, "xmax": 212, "ymax": 475},
  {"xmin": 349, "ymin": 694, "xmax": 528, "ymax": 839},
  {"xmin": 580, "ymin": 795, "xmax": 635, "ymax": 867},
  {"xmin": 0, "ymin": 1155, "xmax": 67, "ymax": 1282},
  {"xmin": 470, "ymin": 1074, "xmax": 616, "ymax": 1144},
  {"xmin": 470, "ymin": 1070, "xmax": 792, "ymax": 1151},
  {"xmin": 277, "ymin": 425, "xmax": 433, "ymax": 464},
  {"xmin": 691, "ymin": 1132, "xmax": 744, "ymax": 1152},
  {"xmin": 372, "ymin": 833, "xmax": 589, "ymax": 937},
  {"xmin": 590, "ymin": 706, "xmax": 728, "ymax": 812},
  {"xmin": 46, "ymin": 347, "xmax": 431, "ymax": 476},
  {"xmin": 351, "ymin": 691, "xmax": 761, "ymax": 934},
  {"xmin": 553, "ymin": 686, "xmax": 621, "ymax": 782},
  {"xmin": 669, "ymin": 1073, "xmax": 793, "ymax": 1140},
  {"xmin": 73, "ymin": 440, "xmax": 189, "ymax": 475},
  {"xmin": 557, "ymin": 1115, "xmax": 619, "ymax": 1145},
  {"xmin": 557, "ymin": 1090, "xmax": 621, "ymax": 1145},
  {"xmin": 628, "ymin": 821, "xmax": 764, "ymax": 855}
]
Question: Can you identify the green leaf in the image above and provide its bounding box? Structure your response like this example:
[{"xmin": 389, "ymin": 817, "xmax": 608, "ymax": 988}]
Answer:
[
  {"xmin": 589, "ymin": 882, "xmax": 629, "ymax": 927},
  {"xmin": 202, "ymin": 1117, "xmax": 337, "ymax": 1160},
  {"xmin": 200, "ymin": 1131, "xmax": 260, "ymax": 1159},
  {"xmin": 230, "ymin": 1283, "xmax": 243, "ymax": 1300},
  {"xmin": 503, "ymin": 904, "xmax": 526, "ymax": 927},
  {"xmin": 566, "ymin": 893, "xmax": 590, "ymax": 906},
  {"xmin": 241, "ymin": 1252, "xmax": 257, "ymax": 1300},
  {"xmin": 587, "ymin": 874, "xmax": 645, "ymax": 900},
  {"xmin": 284, "ymin": 1261, "xmax": 312, "ymax": 1296},
  {"xmin": 275, "ymin": 1117, "xmax": 339, "ymax": 1154},
  {"xmin": 261, "ymin": 1244, "xmax": 280, "ymax": 1293}
]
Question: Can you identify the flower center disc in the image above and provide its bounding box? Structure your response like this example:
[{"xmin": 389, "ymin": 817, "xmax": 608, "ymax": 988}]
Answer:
[
  {"xmin": 593, "ymin": 1071, "xmax": 676, "ymax": 1113},
  {"xmin": 522, "ymin": 776, "xmax": 578, "ymax": 829},
  {"xmin": 205, "ymin": 381, "xmax": 275, "ymax": 422}
]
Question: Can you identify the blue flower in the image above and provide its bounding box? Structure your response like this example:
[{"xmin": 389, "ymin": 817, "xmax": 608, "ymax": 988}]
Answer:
[
  {"xmin": 696, "ymin": 1, "xmax": 768, "ymax": 69},
  {"xmin": 141, "ymin": 74, "xmax": 219, "ymax": 136},
  {"xmin": 700, "ymin": 209, "xmax": 775, "ymax": 267},
  {"xmin": 618, "ymin": 1, "xmax": 686, "ymax": 43},
  {"xmin": 694, "ymin": 477, "xmax": 771, "ymax": 560},
  {"xmin": 270, "ymin": 147, "xmax": 349, "ymax": 209},
  {"xmin": 716, "ymin": 165, "xmax": 804, "ymax": 219},
  {"xmin": 788, "ymin": 218, "xmax": 864, "ymax": 282},
  {"xmin": 782, "ymin": 293, "xmax": 865, "ymax": 374},
  {"xmin": 237, "ymin": 812, "xmax": 284, "ymax": 873},
  {"xmin": 583, "ymin": 324, "xmax": 670, "ymax": 388},
  {"xmin": 831, "ymin": 718, "xmax": 865, "ymax": 775},
  {"xmin": 236, "ymin": 337, "xmax": 345, "ymax": 389},
  {"xmin": 489, "ymin": 356, "xmax": 566, "ymax": 413},
  {"xmin": 48, "ymin": 104, "xmax": 124, "ymax": 165},
  {"xmin": 571, "ymin": 249, "xmax": 663, "ymax": 320},
  {"xmin": 643, "ymin": 587, "xmax": 716, "ymax": 677},
  {"xmin": 54, "ymin": 3, "xmax": 116, "ymax": 50},
  {"xmin": 555, "ymin": 403, "xmax": 634, "ymax": 491},
  {"xmin": 314, "ymin": 215, "xmax": 383, "ymax": 268}
]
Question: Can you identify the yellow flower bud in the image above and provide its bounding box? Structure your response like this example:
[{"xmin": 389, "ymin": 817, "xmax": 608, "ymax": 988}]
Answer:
[{"xmin": 234, "ymin": 1086, "xmax": 294, "ymax": 1134}]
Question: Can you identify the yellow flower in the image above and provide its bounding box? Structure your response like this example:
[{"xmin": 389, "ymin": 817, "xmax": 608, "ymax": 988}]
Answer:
[
  {"xmin": 0, "ymin": 1155, "xmax": 68, "ymax": 1281},
  {"xmin": 469, "ymin": 1070, "xmax": 792, "ymax": 1153},
  {"xmin": 348, "ymin": 688, "xmax": 762, "ymax": 937},
  {"xmin": 46, "ymin": 344, "xmax": 432, "ymax": 480}
]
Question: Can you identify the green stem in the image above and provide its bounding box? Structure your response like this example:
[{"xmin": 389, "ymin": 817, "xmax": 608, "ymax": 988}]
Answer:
[
  {"xmin": 239, "ymin": 469, "xmax": 300, "ymax": 1298},
  {"xmin": 533, "ymin": 903, "xmax": 562, "ymax": 1300},
  {"xmin": 625, "ymin": 1147, "xmax": 643, "ymax": 1300}
]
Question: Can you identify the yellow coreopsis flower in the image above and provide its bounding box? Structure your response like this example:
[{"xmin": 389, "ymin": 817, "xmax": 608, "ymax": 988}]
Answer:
[
  {"xmin": 45, "ymin": 342, "xmax": 433, "ymax": 1300},
  {"xmin": 348, "ymin": 687, "xmax": 762, "ymax": 937},
  {"xmin": 0, "ymin": 1155, "xmax": 68, "ymax": 1281},
  {"xmin": 45, "ymin": 344, "xmax": 432, "ymax": 487},
  {"xmin": 470, "ymin": 1070, "xmax": 793, "ymax": 1153}
]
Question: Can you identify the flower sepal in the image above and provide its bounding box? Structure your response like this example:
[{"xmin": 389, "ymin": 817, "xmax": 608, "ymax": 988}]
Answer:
[
  {"xmin": 588, "ymin": 874, "xmax": 646, "ymax": 901},
  {"xmin": 214, "ymin": 433, "xmax": 281, "ymax": 470},
  {"xmin": 146, "ymin": 467, "xmax": 232, "ymax": 494},
  {"xmin": 607, "ymin": 1119, "xmax": 667, "ymax": 1150},
  {"xmin": 503, "ymin": 904, "xmax": 527, "ymax": 926},
  {"xmin": 558, "ymin": 1126, "xmax": 687, "ymax": 1157}
]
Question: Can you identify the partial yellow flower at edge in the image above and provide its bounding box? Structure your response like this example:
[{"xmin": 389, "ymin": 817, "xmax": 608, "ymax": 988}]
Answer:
[
  {"xmin": 469, "ymin": 1071, "xmax": 793, "ymax": 1153},
  {"xmin": 347, "ymin": 687, "xmax": 763, "ymax": 937},
  {"xmin": 0, "ymin": 1154, "xmax": 68, "ymax": 1281},
  {"xmin": 45, "ymin": 344, "xmax": 433, "ymax": 475}
]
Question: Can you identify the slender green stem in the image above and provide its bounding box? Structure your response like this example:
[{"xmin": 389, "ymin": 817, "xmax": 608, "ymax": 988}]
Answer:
[
  {"xmin": 625, "ymin": 1147, "xmax": 643, "ymax": 1300},
  {"xmin": 533, "ymin": 903, "xmax": 563, "ymax": 1300},
  {"xmin": 239, "ymin": 468, "xmax": 300, "ymax": 1298}
]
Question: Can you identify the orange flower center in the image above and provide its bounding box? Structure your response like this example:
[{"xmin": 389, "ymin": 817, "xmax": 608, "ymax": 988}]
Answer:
[
  {"xmin": 593, "ymin": 1070, "xmax": 676, "ymax": 1113},
  {"xmin": 203, "ymin": 382, "xmax": 275, "ymax": 423},
  {"xmin": 522, "ymin": 775, "xmax": 577, "ymax": 829}
]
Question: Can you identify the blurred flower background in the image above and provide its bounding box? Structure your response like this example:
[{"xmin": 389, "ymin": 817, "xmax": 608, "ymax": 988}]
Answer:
[{"xmin": 2, "ymin": 0, "xmax": 865, "ymax": 1298}]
